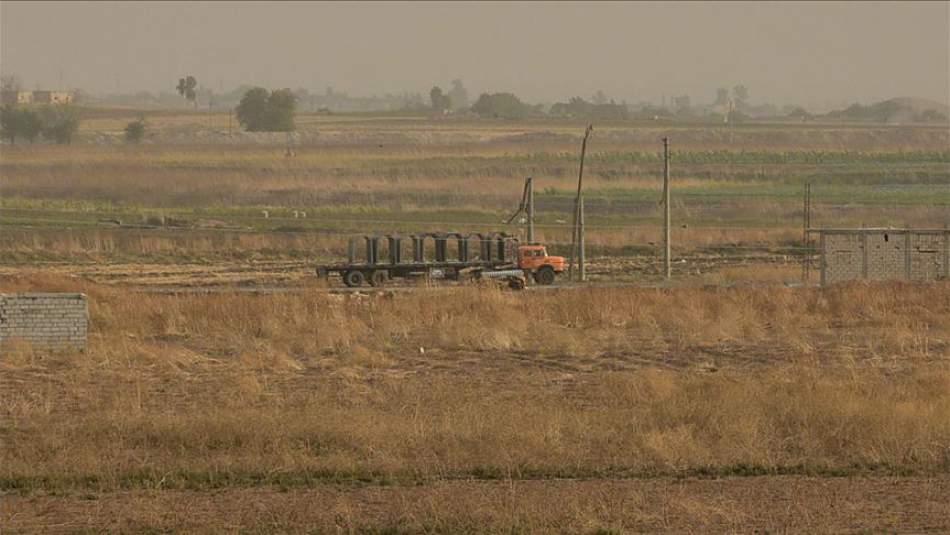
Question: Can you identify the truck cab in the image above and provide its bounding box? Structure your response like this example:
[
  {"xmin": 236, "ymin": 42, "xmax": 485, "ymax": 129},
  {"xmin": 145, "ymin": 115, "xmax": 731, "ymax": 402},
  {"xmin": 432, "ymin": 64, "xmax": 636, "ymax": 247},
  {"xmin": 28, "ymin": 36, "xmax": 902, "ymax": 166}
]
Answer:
[{"xmin": 517, "ymin": 244, "xmax": 566, "ymax": 285}]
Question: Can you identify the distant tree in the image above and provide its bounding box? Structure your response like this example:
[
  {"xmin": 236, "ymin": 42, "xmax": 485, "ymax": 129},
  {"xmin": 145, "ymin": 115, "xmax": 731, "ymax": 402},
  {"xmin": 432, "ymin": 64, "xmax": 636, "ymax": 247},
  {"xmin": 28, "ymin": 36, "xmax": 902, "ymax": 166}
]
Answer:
[
  {"xmin": 448, "ymin": 79, "xmax": 469, "ymax": 110},
  {"xmin": 39, "ymin": 105, "xmax": 80, "ymax": 144},
  {"xmin": 235, "ymin": 87, "xmax": 296, "ymax": 131},
  {"xmin": 917, "ymin": 109, "xmax": 948, "ymax": 123},
  {"xmin": 124, "ymin": 117, "xmax": 147, "ymax": 143},
  {"xmin": 549, "ymin": 96, "xmax": 628, "ymax": 120},
  {"xmin": 235, "ymin": 87, "xmax": 270, "ymax": 130},
  {"xmin": 714, "ymin": 88, "xmax": 730, "ymax": 106},
  {"xmin": 632, "ymin": 104, "xmax": 672, "ymax": 120},
  {"xmin": 19, "ymin": 108, "xmax": 43, "ymax": 143},
  {"xmin": 176, "ymin": 75, "xmax": 198, "ymax": 109},
  {"xmin": 429, "ymin": 86, "xmax": 451, "ymax": 111},
  {"xmin": 1, "ymin": 105, "xmax": 22, "ymax": 144},
  {"xmin": 784, "ymin": 106, "xmax": 811, "ymax": 120},
  {"xmin": 1, "ymin": 105, "xmax": 44, "ymax": 144},
  {"xmin": 728, "ymin": 108, "xmax": 749, "ymax": 124},
  {"xmin": 266, "ymin": 88, "xmax": 296, "ymax": 131},
  {"xmin": 592, "ymin": 90, "xmax": 607, "ymax": 105},
  {"xmin": 471, "ymin": 92, "xmax": 536, "ymax": 119},
  {"xmin": 732, "ymin": 84, "xmax": 749, "ymax": 106}
]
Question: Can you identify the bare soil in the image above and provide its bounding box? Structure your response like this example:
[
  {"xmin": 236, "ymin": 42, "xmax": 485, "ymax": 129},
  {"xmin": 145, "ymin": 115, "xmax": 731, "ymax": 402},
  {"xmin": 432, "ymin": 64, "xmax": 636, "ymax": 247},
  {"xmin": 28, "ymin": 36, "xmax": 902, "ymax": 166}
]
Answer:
[{"xmin": 5, "ymin": 476, "xmax": 949, "ymax": 533}]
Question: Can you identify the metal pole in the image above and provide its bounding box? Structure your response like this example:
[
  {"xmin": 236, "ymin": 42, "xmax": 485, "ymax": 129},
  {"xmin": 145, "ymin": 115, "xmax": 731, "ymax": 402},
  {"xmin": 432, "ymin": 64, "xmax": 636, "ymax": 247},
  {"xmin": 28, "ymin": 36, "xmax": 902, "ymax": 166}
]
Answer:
[
  {"xmin": 802, "ymin": 182, "xmax": 811, "ymax": 285},
  {"xmin": 579, "ymin": 196, "xmax": 586, "ymax": 281},
  {"xmin": 526, "ymin": 177, "xmax": 534, "ymax": 244},
  {"xmin": 802, "ymin": 181, "xmax": 811, "ymax": 284},
  {"xmin": 569, "ymin": 207, "xmax": 578, "ymax": 280},
  {"xmin": 662, "ymin": 137, "xmax": 671, "ymax": 280},
  {"xmin": 569, "ymin": 125, "xmax": 593, "ymax": 281}
]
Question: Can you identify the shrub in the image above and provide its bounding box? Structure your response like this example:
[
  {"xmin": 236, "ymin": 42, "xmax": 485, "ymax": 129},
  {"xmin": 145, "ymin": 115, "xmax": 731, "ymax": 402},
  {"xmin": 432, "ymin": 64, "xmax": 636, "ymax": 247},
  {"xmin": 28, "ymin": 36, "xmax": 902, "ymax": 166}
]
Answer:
[
  {"xmin": 39, "ymin": 105, "xmax": 80, "ymax": 144},
  {"xmin": 471, "ymin": 92, "xmax": 539, "ymax": 119},
  {"xmin": 235, "ymin": 87, "xmax": 296, "ymax": 132},
  {"xmin": 124, "ymin": 118, "xmax": 147, "ymax": 143},
  {"xmin": 0, "ymin": 105, "xmax": 43, "ymax": 144}
]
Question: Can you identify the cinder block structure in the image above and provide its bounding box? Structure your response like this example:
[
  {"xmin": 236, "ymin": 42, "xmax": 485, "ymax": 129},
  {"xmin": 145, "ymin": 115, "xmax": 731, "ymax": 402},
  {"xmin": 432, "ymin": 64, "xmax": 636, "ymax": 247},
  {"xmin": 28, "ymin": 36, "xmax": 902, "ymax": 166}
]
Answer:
[
  {"xmin": 816, "ymin": 229, "xmax": 950, "ymax": 285},
  {"xmin": 0, "ymin": 293, "xmax": 88, "ymax": 350}
]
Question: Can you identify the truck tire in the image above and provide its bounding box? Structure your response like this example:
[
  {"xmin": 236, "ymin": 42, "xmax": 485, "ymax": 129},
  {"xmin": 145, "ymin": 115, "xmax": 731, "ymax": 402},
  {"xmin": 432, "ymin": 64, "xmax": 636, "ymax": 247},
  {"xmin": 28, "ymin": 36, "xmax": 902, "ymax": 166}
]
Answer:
[
  {"xmin": 535, "ymin": 266, "xmax": 556, "ymax": 285},
  {"xmin": 508, "ymin": 277, "xmax": 526, "ymax": 290},
  {"xmin": 343, "ymin": 270, "xmax": 365, "ymax": 287},
  {"xmin": 369, "ymin": 270, "xmax": 388, "ymax": 287}
]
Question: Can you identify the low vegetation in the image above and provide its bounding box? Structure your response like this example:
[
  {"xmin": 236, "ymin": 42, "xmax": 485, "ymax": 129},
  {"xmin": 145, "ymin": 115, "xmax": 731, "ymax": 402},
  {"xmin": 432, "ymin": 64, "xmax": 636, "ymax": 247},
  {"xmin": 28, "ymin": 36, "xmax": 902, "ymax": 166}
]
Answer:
[
  {"xmin": 0, "ymin": 104, "xmax": 80, "ymax": 144},
  {"xmin": 1, "ymin": 121, "xmax": 946, "ymax": 267},
  {"xmin": 2, "ymin": 113, "xmax": 948, "ymax": 531},
  {"xmin": 2, "ymin": 277, "xmax": 948, "ymax": 496}
]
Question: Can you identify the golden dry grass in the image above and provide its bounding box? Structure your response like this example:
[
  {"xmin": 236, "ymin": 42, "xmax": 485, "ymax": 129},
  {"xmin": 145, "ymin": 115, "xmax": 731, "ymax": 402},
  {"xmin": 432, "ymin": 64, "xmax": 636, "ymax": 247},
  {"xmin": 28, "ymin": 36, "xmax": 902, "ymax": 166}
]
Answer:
[
  {"xmin": 2, "ymin": 114, "xmax": 949, "ymax": 531},
  {"xmin": 6, "ymin": 477, "xmax": 950, "ymax": 532},
  {"xmin": 2, "ymin": 116, "xmax": 946, "ymax": 272},
  {"xmin": 2, "ymin": 277, "xmax": 948, "ymax": 499},
  {"xmin": 0, "ymin": 226, "xmax": 804, "ymax": 264}
]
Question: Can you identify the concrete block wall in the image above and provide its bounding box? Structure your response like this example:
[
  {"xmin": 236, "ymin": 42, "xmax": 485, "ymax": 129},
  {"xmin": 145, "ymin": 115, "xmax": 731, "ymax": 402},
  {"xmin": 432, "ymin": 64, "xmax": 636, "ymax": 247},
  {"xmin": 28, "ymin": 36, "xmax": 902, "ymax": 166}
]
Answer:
[
  {"xmin": 820, "ymin": 230, "xmax": 949, "ymax": 285},
  {"xmin": 865, "ymin": 232, "xmax": 905, "ymax": 281},
  {"xmin": 822, "ymin": 233, "xmax": 863, "ymax": 283},
  {"xmin": 0, "ymin": 293, "xmax": 88, "ymax": 350}
]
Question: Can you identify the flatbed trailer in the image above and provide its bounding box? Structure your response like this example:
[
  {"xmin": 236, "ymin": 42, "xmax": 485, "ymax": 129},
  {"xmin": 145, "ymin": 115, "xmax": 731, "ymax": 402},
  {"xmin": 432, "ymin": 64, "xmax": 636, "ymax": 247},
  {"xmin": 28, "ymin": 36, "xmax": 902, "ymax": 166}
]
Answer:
[
  {"xmin": 316, "ymin": 232, "xmax": 525, "ymax": 287},
  {"xmin": 317, "ymin": 260, "xmax": 522, "ymax": 287}
]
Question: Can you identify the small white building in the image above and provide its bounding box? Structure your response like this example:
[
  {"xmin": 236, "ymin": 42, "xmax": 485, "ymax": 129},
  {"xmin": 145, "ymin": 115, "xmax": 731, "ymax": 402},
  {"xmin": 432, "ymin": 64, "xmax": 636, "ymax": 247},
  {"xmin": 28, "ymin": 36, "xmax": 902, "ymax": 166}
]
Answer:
[{"xmin": 1, "ymin": 90, "xmax": 33, "ymax": 105}]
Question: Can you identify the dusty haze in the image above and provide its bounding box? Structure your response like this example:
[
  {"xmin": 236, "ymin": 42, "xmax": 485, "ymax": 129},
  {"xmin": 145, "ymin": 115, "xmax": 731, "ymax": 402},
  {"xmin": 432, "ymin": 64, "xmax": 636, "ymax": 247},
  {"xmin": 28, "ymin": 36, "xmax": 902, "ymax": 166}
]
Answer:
[{"xmin": 1, "ymin": 0, "xmax": 948, "ymax": 108}]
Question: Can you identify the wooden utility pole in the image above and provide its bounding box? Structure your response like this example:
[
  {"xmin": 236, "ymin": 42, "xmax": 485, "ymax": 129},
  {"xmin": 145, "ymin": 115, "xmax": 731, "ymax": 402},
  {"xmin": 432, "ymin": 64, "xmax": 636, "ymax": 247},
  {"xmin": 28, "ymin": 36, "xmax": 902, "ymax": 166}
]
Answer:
[
  {"xmin": 569, "ymin": 125, "xmax": 593, "ymax": 281},
  {"xmin": 526, "ymin": 177, "xmax": 535, "ymax": 243},
  {"xmin": 802, "ymin": 181, "xmax": 811, "ymax": 283},
  {"xmin": 662, "ymin": 137, "xmax": 671, "ymax": 280},
  {"xmin": 578, "ymin": 197, "xmax": 586, "ymax": 281}
]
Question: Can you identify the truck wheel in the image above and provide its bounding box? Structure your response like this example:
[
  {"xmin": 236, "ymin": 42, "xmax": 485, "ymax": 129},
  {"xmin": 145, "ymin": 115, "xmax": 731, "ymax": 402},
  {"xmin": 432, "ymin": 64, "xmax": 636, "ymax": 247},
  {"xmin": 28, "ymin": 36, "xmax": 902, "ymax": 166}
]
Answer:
[
  {"xmin": 369, "ymin": 270, "xmax": 388, "ymax": 287},
  {"xmin": 535, "ymin": 266, "xmax": 556, "ymax": 285},
  {"xmin": 343, "ymin": 270, "xmax": 365, "ymax": 287},
  {"xmin": 508, "ymin": 277, "xmax": 526, "ymax": 291}
]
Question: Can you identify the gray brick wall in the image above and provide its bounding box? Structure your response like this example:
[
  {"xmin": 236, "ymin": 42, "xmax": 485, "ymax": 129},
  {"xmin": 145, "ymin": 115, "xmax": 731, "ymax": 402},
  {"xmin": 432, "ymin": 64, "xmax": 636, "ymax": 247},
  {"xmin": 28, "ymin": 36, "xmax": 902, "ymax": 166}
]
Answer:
[
  {"xmin": 0, "ymin": 293, "xmax": 88, "ymax": 350},
  {"xmin": 820, "ymin": 230, "xmax": 949, "ymax": 285}
]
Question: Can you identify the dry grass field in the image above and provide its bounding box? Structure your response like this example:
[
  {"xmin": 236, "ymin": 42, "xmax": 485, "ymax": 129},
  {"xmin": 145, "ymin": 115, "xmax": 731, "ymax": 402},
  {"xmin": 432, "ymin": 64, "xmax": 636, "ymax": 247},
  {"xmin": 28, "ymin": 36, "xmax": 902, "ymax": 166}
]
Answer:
[
  {"xmin": 2, "ymin": 111, "xmax": 949, "ymax": 532},
  {"xmin": 1, "ymin": 275, "xmax": 949, "ymax": 531},
  {"xmin": 2, "ymin": 112, "xmax": 948, "ymax": 264}
]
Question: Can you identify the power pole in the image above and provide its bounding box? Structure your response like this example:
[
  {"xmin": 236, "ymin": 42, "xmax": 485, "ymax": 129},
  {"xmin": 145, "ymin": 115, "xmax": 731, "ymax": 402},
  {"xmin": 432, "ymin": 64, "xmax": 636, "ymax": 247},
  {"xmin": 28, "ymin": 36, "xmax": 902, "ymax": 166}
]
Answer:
[
  {"xmin": 578, "ymin": 197, "xmax": 586, "ymax": 281},
  {"xmin": 526, "ymin": 177, "xmax": 535, "ymax": 243},
  {"xmin": 662, "ymin": 137, "xmax": 671, "ymax": 280},
  {"xmin": 569, "ymin": 125, "xmax": 593, "ymax": 281},
  {"xmin": 802, "ymin": 181, "xmax": 811, "ymax": 284}
]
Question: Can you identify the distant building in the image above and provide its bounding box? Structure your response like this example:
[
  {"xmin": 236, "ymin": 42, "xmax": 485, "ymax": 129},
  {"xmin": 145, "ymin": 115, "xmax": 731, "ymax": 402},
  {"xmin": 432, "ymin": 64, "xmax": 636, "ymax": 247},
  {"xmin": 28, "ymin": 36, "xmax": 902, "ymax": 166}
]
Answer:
[
  {"xmin": 32, "ymin": 90, "xmax": 74, "ymax": 104},
  {"xmin": 1, "ymin": 89, "xmax": 74, "ymax": 105},
  {"xmin": 1, "ymin": 90, "xmax": 33, "ymax": 105},
  {"xmin": 815, "ymin": 228, "xmax": 949, "ymax": 285}
]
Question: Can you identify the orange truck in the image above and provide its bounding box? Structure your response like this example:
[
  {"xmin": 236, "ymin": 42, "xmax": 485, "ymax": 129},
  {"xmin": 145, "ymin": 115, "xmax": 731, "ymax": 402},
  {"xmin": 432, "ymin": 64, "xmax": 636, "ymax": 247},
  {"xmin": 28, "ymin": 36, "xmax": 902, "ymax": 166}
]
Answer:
[
  {"xmin": 317, "ymin": 233, "xmax": 566, "ymax": 287},
  {"xmin": 516, "ymin": 244, "xmax": 566, "ymax": 285}
]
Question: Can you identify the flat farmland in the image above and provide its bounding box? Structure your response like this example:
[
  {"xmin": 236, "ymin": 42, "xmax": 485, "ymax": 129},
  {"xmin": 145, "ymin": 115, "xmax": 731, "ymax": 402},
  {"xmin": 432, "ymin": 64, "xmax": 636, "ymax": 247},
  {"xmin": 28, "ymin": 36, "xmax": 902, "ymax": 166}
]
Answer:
[
  {"xmin": 1, "ymin": 112, "xmax": 947, "ymax": 286},
  {"xmin": 1, "ymin": 112, "xmax": 949, "ymax": 532}
]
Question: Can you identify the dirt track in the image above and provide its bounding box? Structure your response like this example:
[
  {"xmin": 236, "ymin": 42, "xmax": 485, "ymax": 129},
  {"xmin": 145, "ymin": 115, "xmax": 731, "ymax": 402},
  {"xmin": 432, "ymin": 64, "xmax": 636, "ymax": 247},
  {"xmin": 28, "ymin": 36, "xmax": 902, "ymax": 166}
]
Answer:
[
  {"xmin": 5, "ymin": 476, "xmax": 949, "ymax": 533},
  {"xmin": 0, "ymin": 251, "xmax": 801, "ymax": 293}
]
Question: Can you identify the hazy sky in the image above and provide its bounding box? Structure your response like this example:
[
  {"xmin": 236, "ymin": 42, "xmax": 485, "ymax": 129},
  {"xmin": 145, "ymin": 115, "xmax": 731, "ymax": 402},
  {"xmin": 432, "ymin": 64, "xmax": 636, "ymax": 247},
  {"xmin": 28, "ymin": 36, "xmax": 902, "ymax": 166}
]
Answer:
[{"xmin": 1, "ymin": 1, "xmax": 948, "ymax": 107}]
